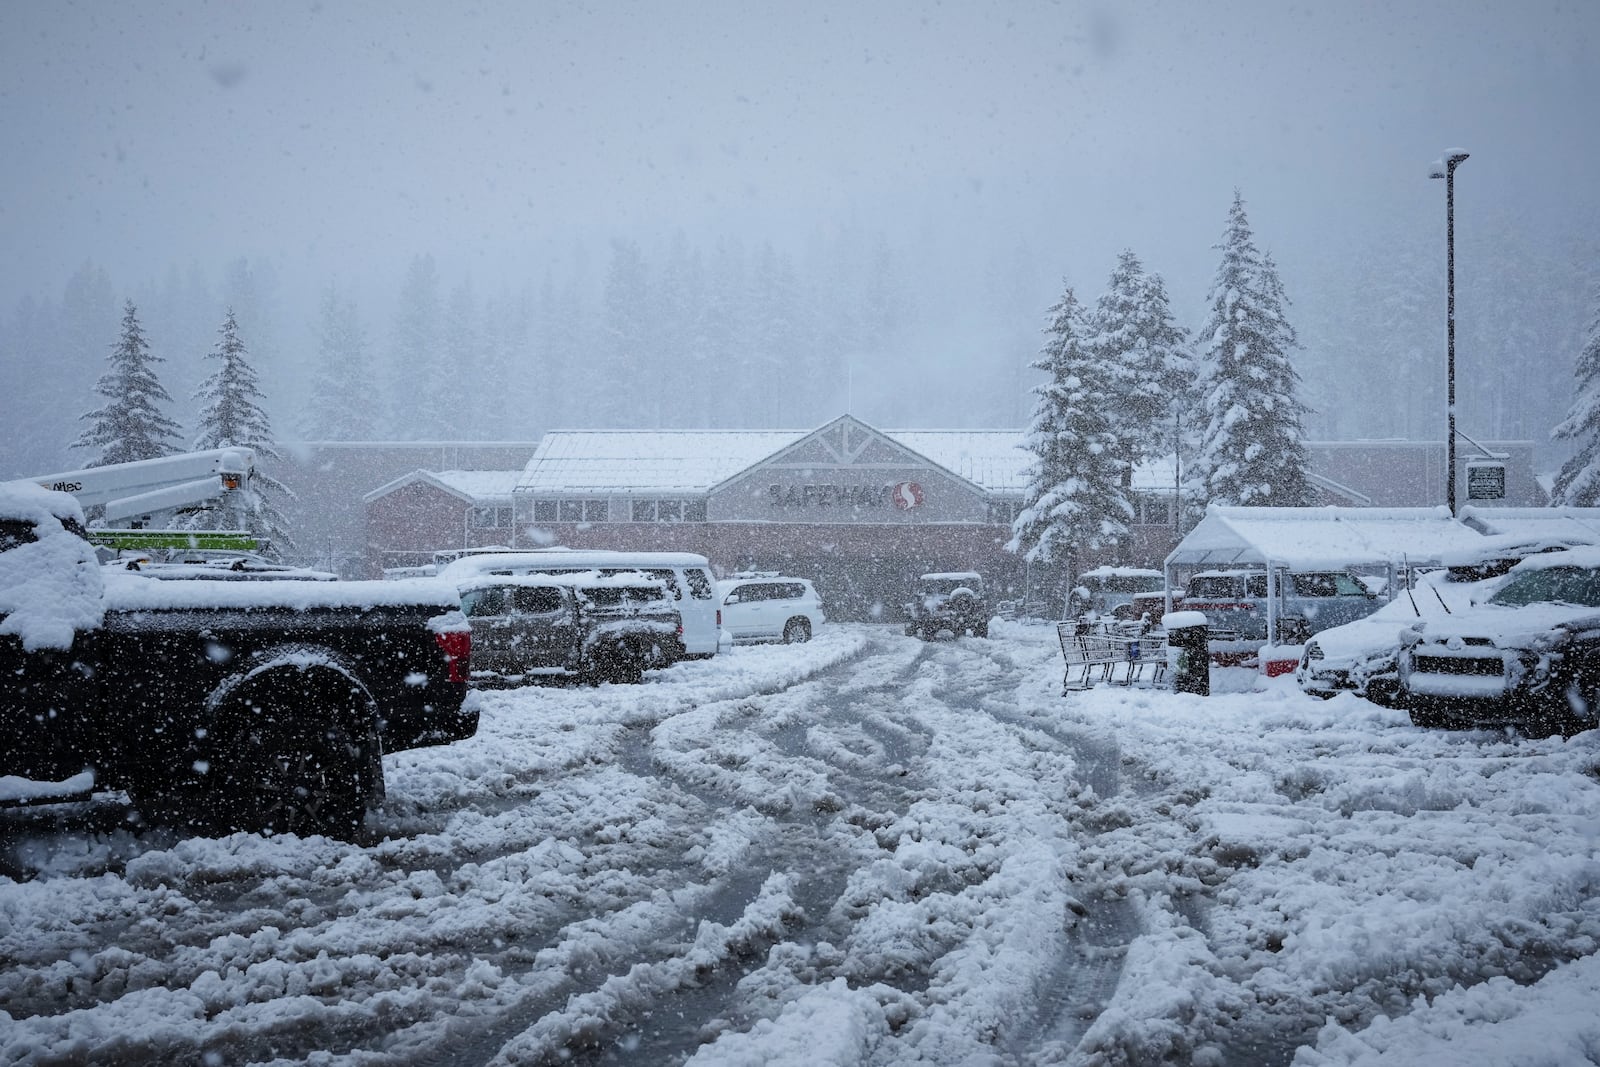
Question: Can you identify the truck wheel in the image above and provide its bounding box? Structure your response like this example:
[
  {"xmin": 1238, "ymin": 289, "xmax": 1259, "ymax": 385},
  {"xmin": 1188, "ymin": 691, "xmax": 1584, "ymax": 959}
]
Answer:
[
  {"xmin": 210, "ymin": 666, "xmax": 381, "ymax": 840},
  {"xmin": 783, "ymin": 618, "xmax": 812, "ymax": 644}
]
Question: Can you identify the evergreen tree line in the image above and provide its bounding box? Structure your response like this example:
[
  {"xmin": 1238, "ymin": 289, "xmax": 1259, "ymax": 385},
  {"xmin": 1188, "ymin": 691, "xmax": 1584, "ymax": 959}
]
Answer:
[
  {"xmin": 1, "ymin": 202, "xmax": 1594, "ymax": 503},
  {"xmin": 1009, "ymin": 189, "xmax": 1600, "ymax": 580}
]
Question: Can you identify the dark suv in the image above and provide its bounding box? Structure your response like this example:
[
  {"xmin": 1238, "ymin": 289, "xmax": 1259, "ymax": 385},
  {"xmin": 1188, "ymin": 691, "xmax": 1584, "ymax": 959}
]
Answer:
[
  {"xmin": 459, "ymin": 573, "xmax": 683, "ymax": 685},
  {"xmin": 906, "ymin": 572, "xmax": 990, "ymax": 639}
]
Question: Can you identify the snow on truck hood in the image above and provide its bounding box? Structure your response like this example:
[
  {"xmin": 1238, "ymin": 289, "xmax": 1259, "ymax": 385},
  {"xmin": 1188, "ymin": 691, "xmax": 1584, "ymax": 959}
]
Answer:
[
  {"xmin": 0, "ymin": 480, "xmax": 104, "ymax": 650},
  {"xmin": 1410, "ymin": 600, "xmax": 1600, "ymax": 649},
  {"xmin": 102, "ymin": 572, "xmax": 463, "ymax": 613}
]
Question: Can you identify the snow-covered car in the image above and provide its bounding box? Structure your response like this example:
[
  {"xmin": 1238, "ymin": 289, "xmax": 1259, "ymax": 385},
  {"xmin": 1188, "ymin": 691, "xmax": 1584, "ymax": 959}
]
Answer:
[
  {"xmin": 1181, "ymin": 567, "xmax": 1381, "ymax": 642},
  {"xmin": 1068, "ymin": 566, "xmax": 1165, "ymax": 621},
  {"xmin": 905, "ymin": 571, "xmax": 990, "ymax": 639},
  {"xmin": 459, "ymin": 572, "xmax": 683, "ymax": 685},
  {"xmin": 439, "ymin": 550, "xmax": 719, "ymax": 661},
  {"xmin": 1297, "ymin": 536, "xmax": 1596, "ymax": 704},
  {"xmin": 716, "ymin": 574, "xmax": 824, "ymax": 644},
  {"xmin": 1396, "ymin": 545, "xmax": 1600, "ymax": 735}
]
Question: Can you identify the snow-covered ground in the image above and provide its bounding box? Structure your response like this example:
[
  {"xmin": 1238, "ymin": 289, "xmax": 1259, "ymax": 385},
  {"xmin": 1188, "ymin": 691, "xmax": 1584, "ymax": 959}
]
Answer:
[{"xmin": 1, "ymin": 621, "xmax": 1597, "ymax": 1065}]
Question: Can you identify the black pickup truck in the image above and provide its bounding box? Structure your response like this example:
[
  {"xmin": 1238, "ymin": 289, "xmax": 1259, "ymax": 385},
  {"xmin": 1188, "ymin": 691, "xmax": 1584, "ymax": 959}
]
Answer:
[
  {"xmin": 458, "ymin": 572, "xmax": 684, "ymax": 686},
  {"xmin": 1, "ymin": 481, "xmax": 477, "ymax": 838}
]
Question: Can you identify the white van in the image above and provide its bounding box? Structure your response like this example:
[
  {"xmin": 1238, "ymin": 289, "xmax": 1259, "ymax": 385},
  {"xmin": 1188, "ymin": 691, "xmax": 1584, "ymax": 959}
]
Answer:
[{"xmin": 437, "ymin": 549, "xmax": 721, "ymax": 660}]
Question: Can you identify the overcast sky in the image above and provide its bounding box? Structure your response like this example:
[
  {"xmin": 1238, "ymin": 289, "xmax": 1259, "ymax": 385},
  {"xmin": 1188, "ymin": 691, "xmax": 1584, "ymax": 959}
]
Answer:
[{"xmin": 2, "ymin": 0, "xmax": 1596, "ymax": 327}]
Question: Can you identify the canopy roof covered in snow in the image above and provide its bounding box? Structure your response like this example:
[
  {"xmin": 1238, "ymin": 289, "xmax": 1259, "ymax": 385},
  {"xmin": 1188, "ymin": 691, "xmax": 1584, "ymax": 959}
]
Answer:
[
  {"xmin": 1458, "ymin": 505, "xmax": 1600, "ymax": 543},
  {"xmin": 1165, "ymin": 505, "xmax": 1492, "ymax": 572}
]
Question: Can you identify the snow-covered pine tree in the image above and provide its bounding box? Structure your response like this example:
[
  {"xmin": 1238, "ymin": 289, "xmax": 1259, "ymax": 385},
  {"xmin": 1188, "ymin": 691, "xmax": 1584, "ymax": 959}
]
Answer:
[
  {"xmin": 1084, "ymin": 250, "xmax": 1195, "ymax": 476},
  {"xmin": 1551, "ymin": 277, "xmax": 1600, "ymax": 505},
  {"xmin": 185, "ymin": 309, "xmax": 295, "ymax": 555},
  {"xmin": 600, "ymin": 238, "xmax": 650, "ymax": 427},
  {"xmin": 1008, "ymin": 285, "xmax": 1134, "ymax": 572},
  {"xmin": 303, "ymin": 285, "xmax": 376, "ymax": 440},
  {"xmin": 1193, "ymin": 192, "xmax": 1315, "ymax": 508},
  {"xmin": 389, "ymin": 254, "xmax": 446, "ymax": 438},
  {"xmin": 73, "ymin": 300, "xmax": 183, "ymax": 466},
  {"xmin": 442, "ymin": 280, "xmax": 483, "ymax": 433}
]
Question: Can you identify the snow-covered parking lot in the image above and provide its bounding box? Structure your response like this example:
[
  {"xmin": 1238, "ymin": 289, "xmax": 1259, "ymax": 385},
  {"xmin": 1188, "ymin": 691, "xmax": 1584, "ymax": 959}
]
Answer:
[{"xmin": 2, "ymin": 621, "xmax": 1598, "ymax": 1066}]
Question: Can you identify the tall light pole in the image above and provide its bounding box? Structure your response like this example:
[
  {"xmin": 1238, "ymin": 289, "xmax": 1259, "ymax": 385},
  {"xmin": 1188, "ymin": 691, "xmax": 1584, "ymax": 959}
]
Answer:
[{"xmin": 1429, "ymin": 149, "xmax": 1469, "ymax": 516}]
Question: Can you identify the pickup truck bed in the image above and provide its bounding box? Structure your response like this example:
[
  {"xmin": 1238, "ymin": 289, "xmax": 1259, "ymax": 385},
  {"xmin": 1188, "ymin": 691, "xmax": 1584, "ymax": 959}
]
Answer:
[{"xmin": 2, "ymin": 481, "xmax": 477, "ymax": 839}]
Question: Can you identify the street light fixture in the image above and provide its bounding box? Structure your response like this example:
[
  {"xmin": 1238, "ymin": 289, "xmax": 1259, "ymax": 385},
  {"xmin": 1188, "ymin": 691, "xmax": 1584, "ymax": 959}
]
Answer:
[{"xmin": 1429, "ymin": 148, "xmax": 1469, "ymax": 516}]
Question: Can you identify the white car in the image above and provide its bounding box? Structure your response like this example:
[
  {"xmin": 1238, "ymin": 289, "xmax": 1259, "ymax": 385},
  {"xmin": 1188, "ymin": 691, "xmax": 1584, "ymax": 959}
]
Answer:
[{"xmin": 716, "ymin": 575, "xmax": 824, "ymax": 644}]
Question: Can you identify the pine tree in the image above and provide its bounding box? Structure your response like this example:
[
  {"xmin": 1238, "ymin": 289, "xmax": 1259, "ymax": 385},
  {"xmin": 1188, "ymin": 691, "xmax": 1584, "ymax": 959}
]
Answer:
[
  {"xmin": 1551, "ymin": 277, "xmax": 1600, "ymax": 505},
  {"xmin": 1008, "ymin": 286, "xmax": 1134, "ymax": 570},
  {"xmin": 442, "ymin": 280, "xmax": 482, "ymax": 433},
  {"xmin": 303, "ymin": 285, "xmax": 376, "ymax": 440},
  {"xmin": 185, "ymin": 310, "xmax": 295, "ymax": 555},
  {"xmin": 390, "ymin": 254, "xmax": 445, "ymax": 438},
  {"xmin": 74, "ymin": 300, "xmax": 183, "ymax": 466},
  {"xmin": 1193, "ymin": 192, "xmax": 1314, "ymax": 508},
  {"xmin": 1084, "ymin": 250, "xmax": 1195, "ymax": 476},
  {"xmin": 600, "ymin": 238, "xmax": 649, "ymax": 427}
]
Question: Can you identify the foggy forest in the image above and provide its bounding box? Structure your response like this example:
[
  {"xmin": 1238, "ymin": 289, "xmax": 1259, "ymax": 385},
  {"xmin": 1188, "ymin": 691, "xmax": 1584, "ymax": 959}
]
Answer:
[{"xmin": 0, "ymin": 202, "xmax": 1592, "ymax": 483}]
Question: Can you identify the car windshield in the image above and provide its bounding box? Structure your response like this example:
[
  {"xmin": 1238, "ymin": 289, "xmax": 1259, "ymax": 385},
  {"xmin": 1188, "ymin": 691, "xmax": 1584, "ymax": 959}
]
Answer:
[
  {"xmin": 920, "ymin": 577, "xmax": 978, "ymax": 595},
  {"xmin": 582, "ymin": 586, "xmax": 667, "ymax": 610},
  {"xmin": 1488, "ymin": 566, "xmax": 1600, "ymax": 608},
  {"xmin": 1087, "ymin": 574, "xmax": 1164, "ymax": 594},
  {"xmin": 1187, "ymin": 576, "xmax": 1243, "ymax": 598}
]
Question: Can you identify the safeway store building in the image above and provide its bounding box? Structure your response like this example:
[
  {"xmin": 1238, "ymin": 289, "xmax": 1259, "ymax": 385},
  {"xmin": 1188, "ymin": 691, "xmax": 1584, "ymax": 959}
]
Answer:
[{"xmin": 364, "ymin": 415, "xmax": 1184, "ymax": 618}]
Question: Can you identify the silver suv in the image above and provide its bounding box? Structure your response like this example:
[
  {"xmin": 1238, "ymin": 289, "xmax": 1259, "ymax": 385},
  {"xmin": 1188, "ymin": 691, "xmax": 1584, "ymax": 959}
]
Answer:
[{"xmin": 1181, "ymin": 568, "xmax": 1379, "ymax": 642}]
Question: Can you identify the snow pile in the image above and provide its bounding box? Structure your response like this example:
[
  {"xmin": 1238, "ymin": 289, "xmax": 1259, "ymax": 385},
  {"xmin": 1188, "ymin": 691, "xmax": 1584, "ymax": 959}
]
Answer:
[
  {"xmin": 1, "ymin": 621, "xmax": 1596, "ymax": 1064},
  {"xmin": 0, "ymin": 480, "xmax": 104, "ymax": 649}
]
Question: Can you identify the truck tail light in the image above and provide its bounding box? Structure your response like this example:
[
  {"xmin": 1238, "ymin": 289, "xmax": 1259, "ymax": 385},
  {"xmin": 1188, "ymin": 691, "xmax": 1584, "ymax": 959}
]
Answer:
[
  {"xmin": 716, "ymin": 609, "xmax": 722, "ymax": 627},
  {"xmin": 434, "ymin": 629, "xmax": 471, "ymax": 684}
]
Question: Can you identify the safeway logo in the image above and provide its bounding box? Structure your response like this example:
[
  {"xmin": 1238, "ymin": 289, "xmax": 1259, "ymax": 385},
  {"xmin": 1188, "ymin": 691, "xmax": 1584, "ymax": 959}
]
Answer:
[{"xmin": 891, "ymin": 482, "xmax": 924, "ymax": 510}]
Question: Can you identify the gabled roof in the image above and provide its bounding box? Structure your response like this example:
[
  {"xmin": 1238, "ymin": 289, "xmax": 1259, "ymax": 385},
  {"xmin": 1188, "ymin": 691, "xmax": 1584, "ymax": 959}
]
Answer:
[
  {"xmin": 709, "ymin": 415, "xmax": 988, "ymax": 497},
  {"xmin": 515, "ymin": 418, "xmax": 1177, "ymax": 495},
  {"xmin": 363, "ymin": 469, "xmax": 522, "ymax": 505},
  {"xmin": 1166, "ymin": 505, "xmax": 1490, "ymax": 571}
]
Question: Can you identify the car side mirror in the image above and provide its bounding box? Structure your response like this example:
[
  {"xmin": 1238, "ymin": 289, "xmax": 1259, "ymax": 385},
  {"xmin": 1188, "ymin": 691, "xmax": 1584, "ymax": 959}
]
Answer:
[{"xmin": 724, "ymin": 594, "xmax": 740, "ymax": 605}]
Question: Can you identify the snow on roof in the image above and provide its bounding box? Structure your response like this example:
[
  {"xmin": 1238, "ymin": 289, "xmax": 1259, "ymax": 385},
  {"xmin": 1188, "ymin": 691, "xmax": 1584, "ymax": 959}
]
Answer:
[
  {"xmin": 517, "ymin": 430, "xmax": 810, "ymax": 493},
  {"xmin": 364, "ymin": 469, "xmax": 523, "ymax": 504},
  {"xmin": 431, "ymin": 470, "xmax": 521, "ymax": 501},
  {"xmin": 887, "ymin": 431, "xmax": 1031, "ymax": 492},
  {"xmin": 1458, "ymin": 505, "xmax": 1600, "ymax": 543},
  {"xmin": 1166, "ymin": 505, "xmax": 1491, "ymax": 571},
  {"xmin": 517, "ymin": 427, "xmax": 1175, "ymax": 495},
  {"xmin": 102, "ymin": 572, "xmax": 462, "ymax": 612}
]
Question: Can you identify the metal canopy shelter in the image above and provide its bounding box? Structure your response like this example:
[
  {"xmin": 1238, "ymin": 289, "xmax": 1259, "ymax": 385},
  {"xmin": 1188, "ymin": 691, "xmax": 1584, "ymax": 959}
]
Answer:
[{"xmin": 1163, "ymin": 506, "xmax": 1492, "ymax": 646}]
